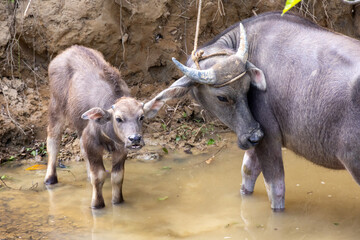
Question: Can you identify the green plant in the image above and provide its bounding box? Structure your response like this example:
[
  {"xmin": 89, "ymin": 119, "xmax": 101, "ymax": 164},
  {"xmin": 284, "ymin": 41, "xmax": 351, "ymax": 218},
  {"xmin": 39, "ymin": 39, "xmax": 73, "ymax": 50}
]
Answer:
[
  {"xmin": 162, "ymin": 147, "xmax": 169, "ymax": 154},
  {"xmin": 207, "ymin": 138, "xmax": 215, "ymax": 145},
  {"xmin": 26, "ymin": 142, "xmax": 47, "ymax": 157}
]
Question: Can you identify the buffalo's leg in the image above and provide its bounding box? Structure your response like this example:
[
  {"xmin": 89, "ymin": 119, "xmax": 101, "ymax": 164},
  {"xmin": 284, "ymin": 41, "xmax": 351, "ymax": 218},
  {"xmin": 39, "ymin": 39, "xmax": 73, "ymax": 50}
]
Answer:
[
  {"xmin": 343, "ymin": 161, "xmax": 360, "ymax": 186},
  {"xmin": 256, "ymin": 139, "xmax": 285, "ymax": 211},
  {"xmin": 339, "ymin": 148, "xmax": 360, "ymax": 186},
  {"xmin": 44, "ymin": 115, "xmax": 64, "ymax": 185},
  {"xmin": 111, "ymin": 151, "xmax": 127, "ymax": 204},
  {"xmin": 339, "ymin": 123, "xmax": 360, "ymax": 187},
  {"xmin": 241, "ymin": 149, "xmax": 262, "ymax": 195}
]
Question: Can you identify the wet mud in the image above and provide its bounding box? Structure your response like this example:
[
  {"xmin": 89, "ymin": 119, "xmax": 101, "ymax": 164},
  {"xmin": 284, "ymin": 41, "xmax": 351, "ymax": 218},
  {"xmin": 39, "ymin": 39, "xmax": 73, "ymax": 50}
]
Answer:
[{"xmin": 1, "ymin": 134, "xmax": 360, "ymax": 240}]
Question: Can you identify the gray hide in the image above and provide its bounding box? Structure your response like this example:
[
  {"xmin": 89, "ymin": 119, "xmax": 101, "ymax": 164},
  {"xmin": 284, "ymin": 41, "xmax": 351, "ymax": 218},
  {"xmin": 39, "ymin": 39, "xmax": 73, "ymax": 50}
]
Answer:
[{"xmin": 144, "ymin": 12, "xmax": 360, "ymax": 211}]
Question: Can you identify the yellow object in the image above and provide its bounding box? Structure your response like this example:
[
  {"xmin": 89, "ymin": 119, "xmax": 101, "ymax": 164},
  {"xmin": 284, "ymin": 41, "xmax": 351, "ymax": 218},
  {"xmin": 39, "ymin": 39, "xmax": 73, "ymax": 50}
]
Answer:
[
  {"xmin": 282, "ymin": 0, "xmax": 302, "ymax": 15},
  {"xmin": 26, "ymin": 164, "xmax": 47, "ymax": 171}
]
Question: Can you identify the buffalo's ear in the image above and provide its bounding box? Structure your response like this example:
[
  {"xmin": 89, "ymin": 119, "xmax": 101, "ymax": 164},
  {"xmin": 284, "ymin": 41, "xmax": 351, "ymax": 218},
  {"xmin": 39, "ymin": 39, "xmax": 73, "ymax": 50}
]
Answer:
[
  {"xmin": 246, "ymin": 61, "xmax": 266, "ymax": 91},
  {"xmin": 144, "ymin": 76, "xmax": 193, "ymax": 118},
  {"xmin": 81, "ymin": 107, "xmax": 112, "ymax": 125}
]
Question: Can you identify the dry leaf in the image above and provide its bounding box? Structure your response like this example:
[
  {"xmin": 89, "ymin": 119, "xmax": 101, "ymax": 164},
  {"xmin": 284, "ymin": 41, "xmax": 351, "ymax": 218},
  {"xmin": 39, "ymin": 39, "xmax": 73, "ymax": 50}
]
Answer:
[
  {"xmin": 205, "ymin": 156, "xmax": 215, "ymax": 164},
  {"xmin": 26, "ymin": 164, "xmax": 47, "ymax": 171}
]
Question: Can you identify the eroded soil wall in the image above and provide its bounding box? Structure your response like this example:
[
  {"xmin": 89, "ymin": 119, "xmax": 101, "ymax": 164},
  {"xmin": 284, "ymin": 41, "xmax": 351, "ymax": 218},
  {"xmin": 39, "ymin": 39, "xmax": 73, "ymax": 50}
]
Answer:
[{"xmin": 0, "ymin": 0, "xmax": 358, "ymax": 157}]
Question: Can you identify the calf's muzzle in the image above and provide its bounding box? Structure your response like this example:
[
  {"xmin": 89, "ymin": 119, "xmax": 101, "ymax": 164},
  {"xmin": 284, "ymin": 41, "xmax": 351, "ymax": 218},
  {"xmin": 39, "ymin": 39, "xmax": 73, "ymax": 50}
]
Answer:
[{"xmin": 127, "ymin": 134, "xmax": 144, "ymax": 149}]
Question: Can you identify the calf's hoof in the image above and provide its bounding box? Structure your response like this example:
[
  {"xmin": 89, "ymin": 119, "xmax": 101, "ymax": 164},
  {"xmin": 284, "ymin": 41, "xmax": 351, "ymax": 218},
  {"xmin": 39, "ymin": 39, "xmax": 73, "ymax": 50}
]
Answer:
[
  {"xmin": 240, "ymin": 185, "xmax": 253, "ymax": 195},
  {"xmin": 91, "ymin": 202, "xmax": 105, "ymax": 209},
  {"xmin": 91, "ymin": 198, "xmax": 105, "ymax": 209},
  {"xmin": 44, "ymin": 175, "xmax": 58, "ymax": 185}
]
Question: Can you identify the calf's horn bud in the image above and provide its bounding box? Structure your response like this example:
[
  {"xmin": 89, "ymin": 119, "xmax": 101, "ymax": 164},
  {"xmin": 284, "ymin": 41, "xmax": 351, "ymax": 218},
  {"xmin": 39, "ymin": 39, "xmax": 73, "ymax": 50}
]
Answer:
[{"xmin": 172, "ymin": 57, "xmax": 217, "ymax": 84}]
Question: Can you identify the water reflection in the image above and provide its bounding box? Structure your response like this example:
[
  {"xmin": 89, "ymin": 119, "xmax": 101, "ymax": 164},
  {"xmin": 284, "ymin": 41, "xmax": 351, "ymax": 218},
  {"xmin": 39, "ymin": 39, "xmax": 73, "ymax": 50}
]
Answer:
[{"xmin": 1, "ymin": 134, "xmax": 360, "ymax": 239}]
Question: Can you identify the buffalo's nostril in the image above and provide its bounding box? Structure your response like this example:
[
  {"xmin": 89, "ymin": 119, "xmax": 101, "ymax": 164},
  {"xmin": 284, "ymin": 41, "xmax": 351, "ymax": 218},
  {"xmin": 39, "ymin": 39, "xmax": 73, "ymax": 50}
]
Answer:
[
  {"xmin": 248, "ymin": 130, "xmax": 263, "ymax": 145},
  {"xmin": 249, "ymin": 135, "xmax": 260, "ymax": 144},
  {"xmin": 128, "ymin": 135, "xmax": 142, "ymax": 143}
]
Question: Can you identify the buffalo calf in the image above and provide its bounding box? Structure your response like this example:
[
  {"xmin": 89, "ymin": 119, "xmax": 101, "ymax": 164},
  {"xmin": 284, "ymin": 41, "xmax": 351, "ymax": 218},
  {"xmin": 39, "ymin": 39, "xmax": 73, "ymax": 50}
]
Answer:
[{"xmin": 44, "ymin": 45, "xmax": 145, "ymax": 209}]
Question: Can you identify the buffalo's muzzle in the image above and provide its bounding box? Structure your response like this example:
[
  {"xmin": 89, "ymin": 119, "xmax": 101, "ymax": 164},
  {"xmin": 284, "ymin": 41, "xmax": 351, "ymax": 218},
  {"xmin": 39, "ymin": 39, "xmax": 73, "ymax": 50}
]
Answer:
[
  {"xmin": 248, "ymin": 129, "xmax": 263, "ymax": 145},
  {"xmin": 127, "ymin": 134, "xmax": 144, "ymax": 149},
  {"xmin": 237, "ymin": 129, "xmax": 264, "ymax": 150}
]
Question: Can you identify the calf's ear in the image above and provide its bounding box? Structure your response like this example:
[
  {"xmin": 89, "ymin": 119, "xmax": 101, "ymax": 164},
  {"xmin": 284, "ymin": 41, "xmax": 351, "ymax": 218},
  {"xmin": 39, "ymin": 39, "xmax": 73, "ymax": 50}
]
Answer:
[
  {"xmin": 81, "ymin": 107, "xmax": 112, "ymax": 125},
  {"xmin": 144, "ymin": 76, "xmax": 193, "ymax": 118},
  {"xmin": 246, "ymin": 61, "xmax": 266, "ymax": 91}
]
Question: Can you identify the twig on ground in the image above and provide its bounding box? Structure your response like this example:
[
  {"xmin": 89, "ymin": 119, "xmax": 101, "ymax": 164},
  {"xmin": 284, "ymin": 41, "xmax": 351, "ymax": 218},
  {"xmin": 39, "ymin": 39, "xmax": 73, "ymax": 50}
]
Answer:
[
  {"xmin": 0, "ymin": 178, "xmax": 15, "ymax": 190},
  {"xmin": 64, "ymin": 169, "xmax": 76, "ymax": 180},
  {"xmin": 28, "ymin": 182, "xmax": 38, "ymax": 190},
  {"xmin": 166, "ymin": 101, "xmax": 181, "ymax": 128},
  {"xmin": 212, "ymin": 0, "xmax": 225, "ymax": 22},
  {"xmin": 195, "ymin": 144, "xmax": 227, "ymax": 165},
  {"xmin": 23, "ymin": 0, "xmax": 33, "ymax": 17}
]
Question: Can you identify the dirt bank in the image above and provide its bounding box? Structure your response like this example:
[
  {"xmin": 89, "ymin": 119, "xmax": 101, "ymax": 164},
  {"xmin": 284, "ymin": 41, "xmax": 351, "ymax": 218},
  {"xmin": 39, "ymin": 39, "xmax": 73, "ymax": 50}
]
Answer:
[{"xmin": 0, "ymin": 0, "xmax": 358, "ymax": 161}]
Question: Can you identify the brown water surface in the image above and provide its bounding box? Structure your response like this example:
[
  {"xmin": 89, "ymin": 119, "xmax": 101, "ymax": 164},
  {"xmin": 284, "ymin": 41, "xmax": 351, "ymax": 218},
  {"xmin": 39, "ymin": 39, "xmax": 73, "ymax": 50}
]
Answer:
[{"xmin": 1, "ymin": 134, "xmax": 360, "ymax": 240}]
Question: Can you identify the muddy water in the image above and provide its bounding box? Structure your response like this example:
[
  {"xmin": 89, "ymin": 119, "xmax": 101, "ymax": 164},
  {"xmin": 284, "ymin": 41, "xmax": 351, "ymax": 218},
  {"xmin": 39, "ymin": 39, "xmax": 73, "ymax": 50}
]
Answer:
[{"xmin": 1, "ymin": 134, "xmax": 360, "ymax": 240}]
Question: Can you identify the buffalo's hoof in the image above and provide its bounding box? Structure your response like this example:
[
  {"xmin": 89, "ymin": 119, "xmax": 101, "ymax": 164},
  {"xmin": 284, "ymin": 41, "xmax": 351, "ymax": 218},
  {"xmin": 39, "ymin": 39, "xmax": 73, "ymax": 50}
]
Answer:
[
  {"xmin": 112, "ymin": 198, "xmax": 124, "ymax": 205},
  {"xmin": 44, "ymin": 175, "xmax": 58, "ymax": 185},
  {"xmin": 240, "ymin": 185, "xmax": 254, "ymax": 195},
  {"xmin": 272, "ymin": 207, "xmax": 285, "ymax": 212}
]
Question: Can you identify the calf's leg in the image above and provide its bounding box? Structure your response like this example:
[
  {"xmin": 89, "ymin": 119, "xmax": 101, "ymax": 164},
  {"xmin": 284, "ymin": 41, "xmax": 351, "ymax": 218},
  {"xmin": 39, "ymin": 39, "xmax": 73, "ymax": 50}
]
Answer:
[
  {"xmin": 89, "ymin": 162, "xmax": 107, "ymax": 209},
  {"xmin": 83, "ymin": 137, "xmax": 107, "ymax": 209},
  {"xmin": 44, "ymin": 116, "xmax": 64, "ymax": 185},
  {"xmin": 241, "ymin": 149, "xmax": 262, "ymax": 195},
  {"xmin": 111, "ymin": 151, "xmax": 127, "ymax": 204},
  {"xmin": 79, "ymin": 137, "xmax": 91, "ymax": 180}
]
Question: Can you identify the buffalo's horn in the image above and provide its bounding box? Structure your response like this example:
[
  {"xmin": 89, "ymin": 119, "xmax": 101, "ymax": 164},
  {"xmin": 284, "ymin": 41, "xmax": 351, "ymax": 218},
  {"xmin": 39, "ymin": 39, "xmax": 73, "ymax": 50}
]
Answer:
[
  {"xmin": 236, "ymin": 23, "xmax": 248, "ymax": 63},
  {"xmin": 172, "ymin": 57, "xmax": 217, "ymax": 84}
]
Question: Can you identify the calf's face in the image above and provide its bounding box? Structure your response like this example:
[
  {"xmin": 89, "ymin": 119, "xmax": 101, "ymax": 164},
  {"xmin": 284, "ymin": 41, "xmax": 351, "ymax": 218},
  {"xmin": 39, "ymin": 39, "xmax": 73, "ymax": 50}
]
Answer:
[
  {"xmin": 111, "ymin": 97, "xmax": 145, "ymax": 149},
  {"xmin": 82, "ymin": 97, "xmax": 145, "ymax": 149}
]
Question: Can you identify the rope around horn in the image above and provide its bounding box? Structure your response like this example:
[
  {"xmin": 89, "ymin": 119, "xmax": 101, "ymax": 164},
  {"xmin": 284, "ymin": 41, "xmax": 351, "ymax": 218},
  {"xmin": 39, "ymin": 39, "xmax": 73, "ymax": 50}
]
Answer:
[
  {"xmin": 189, "ymin": 1, "xmax": 246, "ymax": 88},
  {"xmin": 191, "ymin": 0, "xmax": 230, "ymax": 69},
  {"xmin": 191, "ymin": 0, "xmax": 203, "ymax": 69}
]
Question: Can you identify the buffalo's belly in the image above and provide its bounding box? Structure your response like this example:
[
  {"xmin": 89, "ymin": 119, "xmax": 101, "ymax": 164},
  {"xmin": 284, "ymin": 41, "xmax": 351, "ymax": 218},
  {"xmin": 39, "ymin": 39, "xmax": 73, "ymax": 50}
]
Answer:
[{"xmin": 283, "ymin": 136, "xmax": 345, "ymax": 170}]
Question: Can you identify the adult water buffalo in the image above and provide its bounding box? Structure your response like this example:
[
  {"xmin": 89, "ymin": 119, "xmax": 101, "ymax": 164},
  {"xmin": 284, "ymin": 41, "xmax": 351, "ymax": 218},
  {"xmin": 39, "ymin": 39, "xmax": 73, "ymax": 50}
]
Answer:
[{"xmin": 144, "ymin": 11, "xmax": 360, "ymax": 211}]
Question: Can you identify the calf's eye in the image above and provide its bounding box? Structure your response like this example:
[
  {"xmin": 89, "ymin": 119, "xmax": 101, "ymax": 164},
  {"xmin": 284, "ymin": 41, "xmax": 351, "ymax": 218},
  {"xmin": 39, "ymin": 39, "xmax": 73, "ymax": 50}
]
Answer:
[
  {"xmin": 139, "ymin": 115, "xmax": 145, "ymax": 121},
  {"xmin": 217, "ymin": 96, "xmax": 229, "ymax": 102},
  {"xmin": 116, "ymin": 117, "xmax": 123, "ymax": 123}
]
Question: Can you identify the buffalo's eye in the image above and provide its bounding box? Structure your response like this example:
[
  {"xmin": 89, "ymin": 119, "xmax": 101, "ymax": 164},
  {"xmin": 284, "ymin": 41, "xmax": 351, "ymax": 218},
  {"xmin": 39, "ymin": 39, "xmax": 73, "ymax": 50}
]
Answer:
[
  {"xmin": 139, "ymin": 115, "xmax": 145, "ymax": 121},
  {"xmin": 217, "ymin": 96, "xmax": 229, "ymax": 102},
  {"xmin": 116, "ymin": 117, "xmax": 123, "ymax": 123}
]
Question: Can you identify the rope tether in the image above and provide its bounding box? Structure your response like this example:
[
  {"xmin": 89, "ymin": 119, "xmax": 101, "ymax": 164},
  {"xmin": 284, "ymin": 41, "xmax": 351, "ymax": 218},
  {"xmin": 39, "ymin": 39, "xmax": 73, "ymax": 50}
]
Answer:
[{"xmin": 191, "ymin": 0, "xmax": 229, "ymax": 69}]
